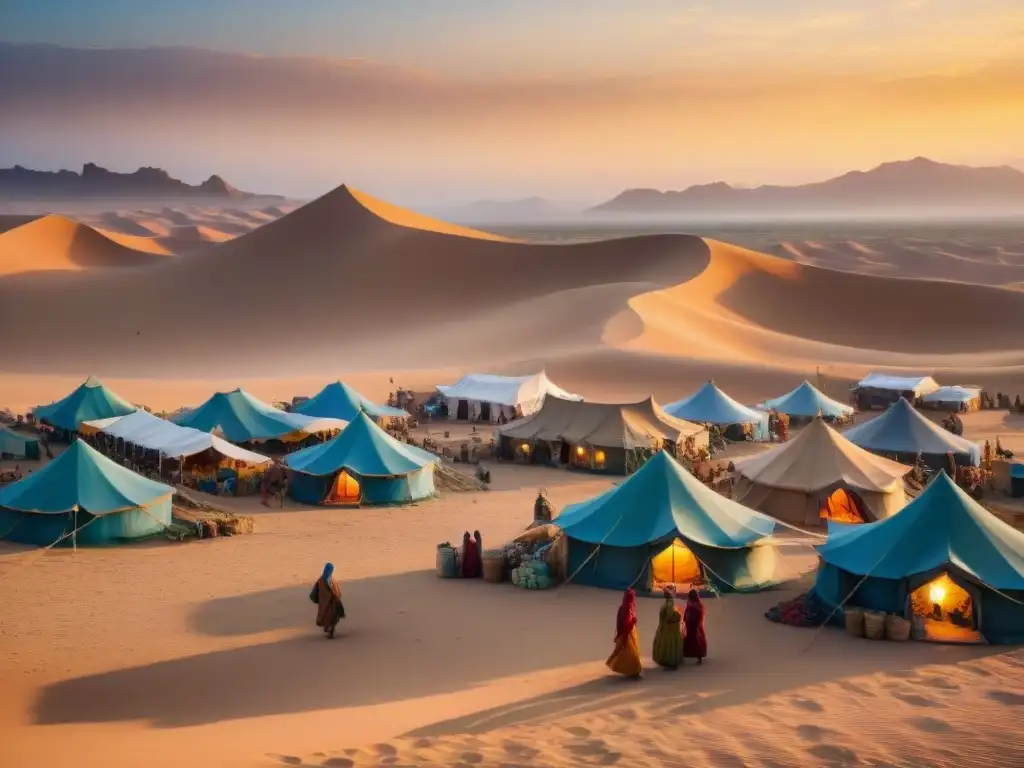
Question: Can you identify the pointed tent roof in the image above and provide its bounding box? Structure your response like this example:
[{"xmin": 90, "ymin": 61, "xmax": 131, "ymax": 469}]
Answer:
[
  {"xmin": 173, "ymin": 388, "xmax": 347, "ymax": 443},
  {"xmin": 0, "ymin": 440, "xmax": 172, "ymax": 515},
  {"xmin": 33, "ymin": 376, "xmax": 136, "ymax": 431},
  {"xmin": 284, "ymin": 411, "xmax": 438, "ymax": 477},
  {"xmin": 841, "ymin": 398, "xmax": 979, "ymax": 459},
  {"xmin": 437, "ymin": 370, "xmax": 582, "ymax": 407},
  {"xmin": 733, "ymin": 417, "xmax": 910, "ymax": 494},
  {"xmin": 758, "ymin": 381, "xmax": 854, "ymax": 419},
  {"xmin": 816, "ymin": 472, "xmax": 1024, "ymax": 590},
  {"xmin": 499, "ymin": 396, "xmax": 704, "ymax": 449},
  {"xmin": 554, "ymin": 450, "xmax": 778, "ymax": 549},
  {"xmin": 82, "ymin": 409, "xmax": 271, "ymax": 464},
  {"xmin": 665, "ymin": 381, "xmax": 764, "ymax": 425},
  {"xmin": 293, "ymin": 381, "xmax": 408, "ymax": 421}
]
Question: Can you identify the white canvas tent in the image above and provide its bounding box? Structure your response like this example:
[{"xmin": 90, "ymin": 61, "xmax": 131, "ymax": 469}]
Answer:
[
  {"xmin": 437, "ymin": 371, "xmax": 582, "ymax": 423},
  {"xmin": 854, "ymin": 373, "xmax": 940, "ymax": 398},
  {"xmin": 81, "ymin": 409, "xmax": 272, "ymax": 465}
]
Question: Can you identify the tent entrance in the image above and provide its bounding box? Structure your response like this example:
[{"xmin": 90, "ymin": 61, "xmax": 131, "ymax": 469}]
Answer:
[
  {"xmin": 456, "ymin": 400, "xmax": 469, "ymax": 420},
  {"xmin": 324, "ymin": 471, "xmax": 361, "ymax": 505},
  {"xmin": 479, "ymin": 402, "xmax": 491, "ymax": 421},
  {"xmin": 819, "ymin": 488, "xmax": 867, "ymax": 524},
  {"xmin": 910, "ymin": 573, "xmax": 982, "ymax": 644},
  {"xmin": 651, "ymin": 538, "xmax": 702, "ymax": 592}
]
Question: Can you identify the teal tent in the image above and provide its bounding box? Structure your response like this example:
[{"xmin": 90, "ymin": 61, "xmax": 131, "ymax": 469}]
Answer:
[
  {"xmin": 0, "ymin": 426, "xmax": 40, "ymax": 459},
  {"xmin": 556, "ymin": 450, "xmax": 783, "ymax": 593},
  {"xmin": 758, "ymin": 381, "xmax": 854, "ymax": 421},
  {"xmin": 814, "ymin": 472, "xmax": 1024, "ymax": 644},
  {"xmin": 33, "ymin": 376, "xmax": 135, "ymax": 432},
  {"xmin": 0, "ymin": 440, "xmax": 172, "ymax": 546},
  {"xmin": 841, "ymin": 397, "xmax": 980, "ymax": 470},
  {"xmin": 285, "ymin": 412, "xmax": 437, "ymax": 506},
  {"xmin": 174, "ymin": 388, "xmax": 346, "ymax": 443},
  {"xmin": 293, "ymin": 381, "xmax": 408, "ymax": 422},
  {"xmin": 665, "ymin": 381, "xmax": 769, "ymax": 440}
]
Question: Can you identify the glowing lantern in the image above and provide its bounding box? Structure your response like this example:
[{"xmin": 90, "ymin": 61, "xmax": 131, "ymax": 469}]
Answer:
[
  {"xmin": 576, "ymin": 446, "xmax": 586, "ymax": 456},
  {"xmin": 520, "ymin": 443, "xmax": 531, "ymax": 454},
  {"xmin": 929, "ymin": 583, "xmax": 947, "ymax": 605}
]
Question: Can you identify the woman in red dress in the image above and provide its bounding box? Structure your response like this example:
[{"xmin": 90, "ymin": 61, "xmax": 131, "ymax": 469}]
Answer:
[
  {"xmin": 460, "ymin": 531, "xmax": 481, "ymax": 578},
  {"xmin": 682, "ymin": 589, "xmax": 707, "ymax": 664}
]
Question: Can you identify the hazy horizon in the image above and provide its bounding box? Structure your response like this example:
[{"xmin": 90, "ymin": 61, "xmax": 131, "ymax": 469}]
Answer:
[{"xmin": 3, "ymin": 1, "xmax": 1024, "ymax": 207}]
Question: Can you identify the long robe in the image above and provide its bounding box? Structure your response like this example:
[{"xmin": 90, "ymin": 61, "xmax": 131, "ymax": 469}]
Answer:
[
  {"xmin": 683, "ymin": 597, "xmax": 707, "ymax": 659},
  {"xmin": 460, "ymin": 534, "xmax": 480, "ymax": 578},
  {"xmin": 652, "ymin": 598, "xmax": 683, "ymax": 669},
  {"xmin": 606, "ymin": 590, "xmax": 643, "ymax": 677},
  {"xmin": 311, "ymin": 576, "xmax": 345, "ymax": 628}
]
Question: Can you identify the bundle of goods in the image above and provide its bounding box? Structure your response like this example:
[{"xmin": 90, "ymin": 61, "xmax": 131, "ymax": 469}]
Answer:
[
  {"xmin": 511, "ymin": 554, "xmax": 553, "ymax": 590},
  {"xmin": 482, "ymin": 548, "xmax": 505, "ymax": 582},
  {"xmin": 436, "ymin": 541, "xmax": 460, "ymax": 578},
  {"xmin": 168, "ymin": 489, "xmax": 255, "ymax": 541},
  {"xmin": 434, "ymin": 462, "xmax": 488, "ymax": 492},
  {"xmin": 764, "ymin": 590, "xmax": 831, "ymax": 627}
]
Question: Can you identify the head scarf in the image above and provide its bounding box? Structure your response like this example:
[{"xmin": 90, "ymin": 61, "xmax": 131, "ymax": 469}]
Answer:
[
  {"xmin": 687, "ymin": 588, "xmax": 701, "ymax": 604},
  {"xmin": 616, "ymin": 588, "xmax": 638, "ymax": 636},
  {"xmin": 321, "ymin": 562, "xmax": 334, "ymax": 583}
]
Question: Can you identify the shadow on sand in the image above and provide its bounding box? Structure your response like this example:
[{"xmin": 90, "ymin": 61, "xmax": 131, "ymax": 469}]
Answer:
[{"xmin": 33, "ymin": 569, "xmax": 1006, "ymax": 733}]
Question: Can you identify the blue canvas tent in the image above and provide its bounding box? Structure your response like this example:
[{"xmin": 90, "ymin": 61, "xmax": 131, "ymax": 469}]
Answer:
[
  {"xmin": 841, "ymin": 397, "xmax": 980, "ymax": 470},
  {"xmin": 174, "ymin": 388, "xmax": 347, "ymax": 443},
  {"xmin": 293, "ymin": 381, "xmax": 408, "ymax": 422},
  {"xmin": 0, "ymin": 426, "xmax": 40, "ymax": 459},
  {"xmin": 814, "ymin": 472, "xmax": 1024, "ymax": 644},
  {"xmin": 0, "ymin": 440, "xmax": 172, "ymax": 546},
  {"xmin": 665, "ymin": 381, "xmax": 769, "ymax": 440},
  {"xmin": 556, "ymin": 450, "xmax": 783, "ymax": 593},
  {"xmin": 33, "ymin": 376, "xmax": 136, "ymax": 432},
  {"xmin": 285, "ymin": 412, "xmax": 437, "ymax": 506},
  {"xmin": 758, "ymin": 381, "xmax": 854, "ymax": 421}
]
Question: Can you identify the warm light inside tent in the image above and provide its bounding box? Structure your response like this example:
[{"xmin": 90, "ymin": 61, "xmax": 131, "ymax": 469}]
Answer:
[
  {"xmin": 576, "ymin": 446, "xmax": 586, "ymax": 456},
  {"xmin": 594, "ymin": 449, "xmax": 606, "ymax": 468},
  {"xmin": 651, "ymin": 538, "xmax": 702, "ymax": 586},
  {"xmin": 929, "ymin": 583, "xmax": 947, "ymax": 605},
  {"xmin": 324, "ymin": 470, "xmax": 361, "ymax": 505},
  {"xmin": 520, "ymin": 442, "xmax": 531, "ymax": 454}
]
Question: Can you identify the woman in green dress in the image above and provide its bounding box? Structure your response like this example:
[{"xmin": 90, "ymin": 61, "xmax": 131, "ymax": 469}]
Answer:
[{"xmin": 652, "ymin": 586, "xmax": 683, "ymax": 670}]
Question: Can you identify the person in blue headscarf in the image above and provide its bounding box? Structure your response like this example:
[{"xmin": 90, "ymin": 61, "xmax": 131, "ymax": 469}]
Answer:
[{"xmin": 309, "ymin": 562, "xmax": 345, "ymax": 638}]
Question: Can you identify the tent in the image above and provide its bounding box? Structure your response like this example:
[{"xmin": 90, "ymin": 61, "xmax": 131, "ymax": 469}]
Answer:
[
  {"xmin": 0, "ymin": 426, "xmax": 40, "ymax": 460},
  {"xmin": 555, "ymin": 450, "xmax": 783, "ymax": 593},
  {"xmin": 921, "ymin": 386, "xmax": 982, "ymax": 412},
  {"xmin": 174, "ymin": 388, "xmax": 348, "ymax": 444},
  {"xmin": 757, "ymin": 381, "xmax": 854, "ymax": 422},
  {"xmin": 665, "ymin": 381, "xmax": 769, "ymax": 440},
  {"xmin": 841, "ymin": 398, "xmax": 980, "ymax": 470},
  {"xmin": 814, "ymin": 472, "xmax": 1024, "ymax": 644},
  {"xmin": 732, "ymin": 417, "xmax": 910, "ymax": 528},
  {"xmin": 0, "ymin": 440, "xmax": 172, "ymax": 546},
  {"xmin": 81, "ymin": 409, "xmax": 271, "ymax": 465},
  {"xmin": 33, "ymin": 376, "xmax": 136, "ymax": 432},
  {"xmin": 293, "ymin": 381, "xmax": 409, "ymax": 423},
  {"xmin": 285, "ymin": 412, "xmax": 438, "ymax": 506},
  {"xmin": 498, "ymin": 396, "xmax": 708, "ymax": 475},
  {"xmin": 853, "ymin": 372, "xmax": 940, "ymax": 409},
  {"xmin": 437, "ymin": 370, "xmax": 582, "ymax": 423}
]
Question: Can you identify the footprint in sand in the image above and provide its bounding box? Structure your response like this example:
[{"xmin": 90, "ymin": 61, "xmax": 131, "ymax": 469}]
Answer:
[
  {"xmin": 806, "ymin": 744, "xmax": 859, "ymax": 763},
  {"xmin": 796, "ymin": 724, "xmax": 833, "ymax": 742},
  {"xmin": 272, "ymin": 756, "xmax": 302, "ymax": 766},
  {"xmin": 373, "ymin": 743, "xmax": 398, "ymax": 756},
  {"xmin": 791, "ymin": 697, "xmax": 824, "ymax": 712},
  {"xmin": 907, "ymin": 716, "xmax": 953, "ymax": 733},
  {"xmin": 986, "ymin": 690, "xmax": 1024, "ymax": 706},
  {"xmin": 894, "ymin": 692, "xmax": 941, "ymax": 708},
  {"xmin": 502, "ymin": 740, "xmax": 540, "ymax": 760},
  {"xmin": 565, "ymin": 726, "xmax": 592, "ymax": 738},
  {"xmin": 412, "ymin": 738, "xmax": 432, "ymax": 749},
  {"xmin": 460, "ymin": 752, "xmax": 484, "ymax": 764},
  {"xmin": 320, "ymin": 759, "xmax": 354, "ymax": 768},
  {"xmin": 920, "ymin": 676, "xmax": 960, "ymax": 691},
  {"xmin": 837, "ymin": 681, "xmax": 876, "ymax": 697}
]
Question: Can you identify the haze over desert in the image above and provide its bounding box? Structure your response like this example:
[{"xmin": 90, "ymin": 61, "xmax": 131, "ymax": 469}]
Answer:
[{"xmin": 3, "ymin": 2, "xmax": 1024, "ymax": 767}]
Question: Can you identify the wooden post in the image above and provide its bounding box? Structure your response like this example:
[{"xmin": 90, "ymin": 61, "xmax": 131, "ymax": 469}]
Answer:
[{"xmin": 72, "ymin": 505, "xmax": 78, "ymax": 551}]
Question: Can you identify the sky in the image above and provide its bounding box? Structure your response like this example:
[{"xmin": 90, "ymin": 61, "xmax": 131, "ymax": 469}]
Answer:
[{"xmin": 2, "ymin": 0, "xmax": 1024, "ymax": 205}]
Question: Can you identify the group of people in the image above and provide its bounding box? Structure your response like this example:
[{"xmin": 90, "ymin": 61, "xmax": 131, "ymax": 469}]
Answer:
[{"xmin": 607, "ymin": 586, "xmax": 707, "ymax": 678}]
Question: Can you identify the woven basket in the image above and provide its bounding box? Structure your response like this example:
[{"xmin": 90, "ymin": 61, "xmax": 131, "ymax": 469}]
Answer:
[
  {"xmin": 863, "ymin": 610, "xmax": 886, "ymax": 640},
  {"xmin": 885, "ymin": 614, "xmax": 911, "ymax": 641},
  {"xmin": 844, "ymin": 608, "xmax": 865, "ymax": 638},
  {"xmin": 482, "ymin": 554, "xmax": 505, "ymax": 583}
]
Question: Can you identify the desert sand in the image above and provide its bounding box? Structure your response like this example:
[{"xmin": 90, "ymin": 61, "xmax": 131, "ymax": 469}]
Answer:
[{"xmin": 3, "ymin": 186, "xmax": 1024, "ymax": 767}]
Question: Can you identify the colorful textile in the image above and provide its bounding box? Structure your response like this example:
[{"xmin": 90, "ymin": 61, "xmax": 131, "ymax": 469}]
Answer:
[{"xmin": 652, "ymin": 596, "xmax": 684, "ymax": 669}]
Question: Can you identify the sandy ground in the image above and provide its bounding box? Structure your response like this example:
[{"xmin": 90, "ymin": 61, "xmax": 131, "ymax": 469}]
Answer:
[{"xmin": 3, "ymin": 190, "xmax": 1024, "ymax": 766}]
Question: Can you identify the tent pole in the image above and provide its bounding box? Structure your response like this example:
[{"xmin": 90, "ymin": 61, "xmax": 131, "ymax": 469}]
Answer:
[{"xmin": 72, "ymin": 506, "xmax": 77, "ymax": 552}]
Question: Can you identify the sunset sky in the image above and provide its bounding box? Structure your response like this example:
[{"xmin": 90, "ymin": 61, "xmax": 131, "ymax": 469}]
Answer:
[{"xmin": 3, "ymin": 0, "xmax": 1023, "ymax": 204}]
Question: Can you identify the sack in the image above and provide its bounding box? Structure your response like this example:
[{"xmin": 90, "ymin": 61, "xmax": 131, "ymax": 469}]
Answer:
[
  {"xmin": 863, "ymin": 610, "xmax": 886, "ymax": 640},
  {"xmin": 885, "ymin": 614, "xmax": 911, "ymax": 641},
  {"xmin": 844, "ymin": 608, "xmax": 865, "ymax": 638}
]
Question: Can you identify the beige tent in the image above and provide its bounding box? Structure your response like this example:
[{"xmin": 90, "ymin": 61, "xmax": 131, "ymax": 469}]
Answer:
[
  {"xmin": 732, "ymin": 417, "xmax": 910, "ymax": 528},
  {"xmin": 498, "ymin": 396, "xmax": 708, "ymax": 474}
]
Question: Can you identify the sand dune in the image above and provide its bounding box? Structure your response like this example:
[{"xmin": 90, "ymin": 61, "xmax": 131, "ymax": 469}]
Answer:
[{"xmin": 0, "ymin": 214, "xmax": 172, "ymax": 275}]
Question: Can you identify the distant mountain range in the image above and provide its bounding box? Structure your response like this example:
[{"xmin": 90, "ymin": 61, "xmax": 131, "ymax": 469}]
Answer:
[
  {"xmin": 592, "ymin": 158, "xmax": 1024, "ymax": 215},
  {"xmin": 0, "ymin": 163, "xmax": 280, "ymax": 200}
]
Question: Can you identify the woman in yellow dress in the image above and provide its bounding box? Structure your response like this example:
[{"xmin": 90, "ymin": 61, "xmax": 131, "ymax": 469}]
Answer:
[
  {"xmin": 652, "ymin": 586, "xmax": 683, "ymax": 670},
  {"xmin": 606, "ymin": 588, "xmax": 643, "ymax": 678}
]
